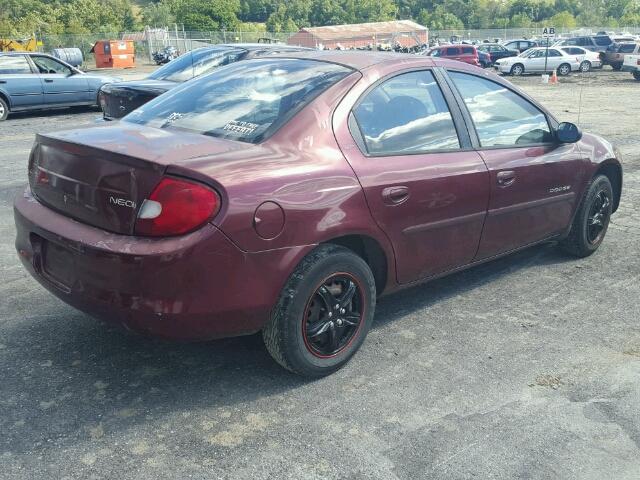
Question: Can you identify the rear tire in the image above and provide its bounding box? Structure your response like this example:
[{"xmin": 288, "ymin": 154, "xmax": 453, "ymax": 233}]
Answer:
[
  {"xmin": 560, "ymin": 175, "xmax": 613, "ymax": 257},
  {"xmin": 580, "ymin": 60, "xmax": 591, "ymax": 72},
  {"xmin": 510, "ymin": 63, "xmax": 524, "ymax": 76},
  {"xmin": 612, "ymin": 63, "xmax": 622, "ymax": 71},
  {"xmin": 557, "ymin": 63, "xmax": 572, "ymax": 76},
  {"xmin": 0, "ymin": 97, "xmax": 8, "ymax": 121},
  {"xmin": 263, "ymin": 244, "xmax": 376, "ymax": 377}
]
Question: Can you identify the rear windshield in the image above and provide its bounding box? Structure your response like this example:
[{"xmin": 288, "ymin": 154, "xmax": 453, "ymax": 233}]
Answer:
[
  {"xmin": 148, "ymin": 47, "xmax": 243, "ymax": 82},
  {"xmin": 124, "ymin": 58, "xmax": 352, "ymax": 143},
  {"xmin": 618, "ymin": 43, "xmax": 637, "ymax": 53}
]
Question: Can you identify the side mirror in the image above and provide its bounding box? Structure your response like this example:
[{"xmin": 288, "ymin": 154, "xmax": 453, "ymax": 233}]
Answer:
[{"xmin": 556, "ymin": 122, "xmax": 582, "ymax": 143}]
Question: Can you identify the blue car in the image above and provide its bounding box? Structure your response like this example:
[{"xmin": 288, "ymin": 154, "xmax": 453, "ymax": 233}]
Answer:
[{"xmin": 0, "ymin": 52, "xmax": 120, "ymax": 121}]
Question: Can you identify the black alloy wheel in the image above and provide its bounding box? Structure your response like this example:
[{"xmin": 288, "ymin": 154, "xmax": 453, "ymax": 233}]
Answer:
[
  {"xmin": 303, "ymin": 274, "xmax": 364, "ymax": 357},
  {"xmin": 561, "ymin": 175, "xmax": 613, "ymax": 257},
  {"xmin": 263, "ymin": 244, "xmax": 376, "ymax": 377},
  {"xmin": 586, "ymin": 190, "xmax": 611, "ymax": 245}
]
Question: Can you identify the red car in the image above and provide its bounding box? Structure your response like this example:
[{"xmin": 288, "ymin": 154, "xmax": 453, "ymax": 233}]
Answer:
[
  {"xmin": 15, "ymin": 52, "xmax": 622, "ymax": 376},
  {"xmin": 425, "ymin": 44, "xmax": 482, "ymax": 66}
]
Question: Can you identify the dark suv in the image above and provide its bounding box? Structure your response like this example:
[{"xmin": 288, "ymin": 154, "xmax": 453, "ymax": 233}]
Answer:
[
  {"xmin": 601, "ymin": 42, "xmax": 640, "ymax": 70},
  {"xmin": 502, "ymin": 39, "xmax": 538, "ymax": 53},
  {"xmin": 554, "ymin": 35, "xmax": 615, "ymax": 53}
]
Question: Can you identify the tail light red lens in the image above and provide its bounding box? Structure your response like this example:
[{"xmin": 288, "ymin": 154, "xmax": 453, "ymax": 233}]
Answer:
[{"xmin": 134, "ymin": 177, "xmax": 220, "ymax": 237}]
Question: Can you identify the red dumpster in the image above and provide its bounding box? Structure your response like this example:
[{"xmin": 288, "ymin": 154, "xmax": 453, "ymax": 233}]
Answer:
[{"xmin": 91, "ymin": 40, "xmax": 135, "ymax": 68}]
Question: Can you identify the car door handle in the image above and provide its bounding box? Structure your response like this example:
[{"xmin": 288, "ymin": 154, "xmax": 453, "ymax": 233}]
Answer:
[
  {"xmin": 382, "ymin": 186, "xmax": 410, "ymax": 205},
  {"xmin": 497, "ymin": 170, "xmax": 516, "ymax": 187},
  {"xmin": 44, "ymin": 79, "xmax": 54, "ymax": 83}
]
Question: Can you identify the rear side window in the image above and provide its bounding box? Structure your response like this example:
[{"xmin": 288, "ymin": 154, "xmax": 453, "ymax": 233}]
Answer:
[
  {"xmin": 462, "ymin": 47, "xmax": 475, "ymax": 54},
  {"xmin": 619, "ymin": 44, "xmax": 636, "ymax": 53},
  {"xmin": 593, "ymin": 36, "xmax": 612, "ymax": 46},
  {"xmin": 124, "ymin": 58, "xmax": 351, "ymax": 144},
  {"xmin": 148, "ymin": 47, "xmax": 245, "ymax": 82},
  {"xmin": 445, "ymin": 47, "xmax": 459, "ymax": 56},
  {"xmin": 449, "ymin": 72, "xmax": 552, "ymax": 147},
  {"xmin": 352, "ymin": 70, "xmax": 460, "ymax": 155},
  {"xmin": 0, "ymin": 55, "xmax": 32, "ymax": 74}
]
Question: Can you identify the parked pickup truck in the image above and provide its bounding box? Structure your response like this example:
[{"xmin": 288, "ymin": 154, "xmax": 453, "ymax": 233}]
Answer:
[{"xmin": 622, "ymin": 54, "xmax": 640, "ymax": 80}]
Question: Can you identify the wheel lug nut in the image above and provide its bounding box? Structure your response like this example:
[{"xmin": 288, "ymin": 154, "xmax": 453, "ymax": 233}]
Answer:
[
  {"xmin": 328, "ymin": 312, "xmax": 332, "ymax": 318},
  {"xmin": 337, "ymin": 319, "xmax": 343, "ymax": 326},
  {"xmin": 340, "ymin": 308, "xmax": 345, "ymax": 314}
]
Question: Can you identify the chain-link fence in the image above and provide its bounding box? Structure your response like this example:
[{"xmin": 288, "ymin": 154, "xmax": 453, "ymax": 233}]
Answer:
[{"xmin": 11, "ymin": 25, "xmax": 640, "ymax": 69}]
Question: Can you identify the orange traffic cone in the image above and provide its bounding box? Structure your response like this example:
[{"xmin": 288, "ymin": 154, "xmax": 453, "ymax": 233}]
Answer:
[{"xmin": 550, "ymin": 70, "xmax": 559, "ymax": 84}]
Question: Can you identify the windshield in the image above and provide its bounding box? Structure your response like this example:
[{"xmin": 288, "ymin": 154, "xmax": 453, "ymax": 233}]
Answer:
[
  {"xmin": 148, "ymin": 47, "xmax": 243, "ymax": 83},
  {"xmin": 124, "ymin": 58, "xmax": 352, "ymax": 143}
]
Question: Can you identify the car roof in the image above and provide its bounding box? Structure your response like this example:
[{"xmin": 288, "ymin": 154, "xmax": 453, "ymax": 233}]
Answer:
[
  {"xmin": 0, "ymin": 51, "xmax": 50, "ymax": 55},
  {"xmin": 267, "ymin": 50, "xmax": 440, "ymax": 71},
  {"xmin": 213, "ymin": 43, "xmax": 312, "ymax": 51}
]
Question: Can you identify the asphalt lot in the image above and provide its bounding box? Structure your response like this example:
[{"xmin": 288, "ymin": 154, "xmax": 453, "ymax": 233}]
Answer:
[{"xmin": 1, "ymin": 68, "xmax": 639, "ymax": 479}]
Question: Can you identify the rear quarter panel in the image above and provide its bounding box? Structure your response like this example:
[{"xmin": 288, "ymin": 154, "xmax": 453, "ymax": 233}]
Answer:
[{"xmin": 168, "ymin": 71, "xmax": 396, "ymax": 263}]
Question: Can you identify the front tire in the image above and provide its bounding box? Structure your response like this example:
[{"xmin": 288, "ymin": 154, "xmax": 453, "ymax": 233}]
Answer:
[
  {"xmin": 560, "ymin": 175, "xmax": 613, "ymax": 257},
  {"xmin": 557, "ymin": 63, "xmax": 572, "ymax": 76},
  {"xmin": 633, "ymin": 71, "xmax": 640, "ymax": 81},
  {"xmin": 263, "ymin": 244, "xmax": 376, "ymax": 377},
  {"xmin": 0, "ymin": 97, "xmax": 8, "ymax": 121},
  {"xmin": 510, "ymin": 63, "xmax": 524, "ymax": 76},
  {"xmin": 580, "ymin": 60, "xmax": 591, "ymax": 72}
]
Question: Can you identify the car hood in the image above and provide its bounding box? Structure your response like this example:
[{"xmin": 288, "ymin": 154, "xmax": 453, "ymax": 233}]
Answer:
[
  {"xmin": 81, "ymin": 73, "xmax": 122, "ymax": 83},
  {"xmin": 101, "ymin": 79, "xmax": 178, "ymax": 93}
]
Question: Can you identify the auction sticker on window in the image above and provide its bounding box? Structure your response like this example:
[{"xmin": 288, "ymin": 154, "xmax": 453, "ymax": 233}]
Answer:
[{"xmin": 223, "ymin": 121, "xmax": 259, "ymax": 135}]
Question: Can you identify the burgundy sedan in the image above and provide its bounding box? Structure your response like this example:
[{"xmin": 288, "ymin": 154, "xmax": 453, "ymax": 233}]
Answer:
[{"xmin": 14, "ymin": 52, "xmax": 622, "ymax": 376}]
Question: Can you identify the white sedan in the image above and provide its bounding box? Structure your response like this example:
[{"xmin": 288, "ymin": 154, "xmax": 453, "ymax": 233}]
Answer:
[
  {"xmin": 558, "ymin": 46, "xmax": 602, "ymax": 72},
  {"xmin": 494, "ymin": 47, "xmax": 581, "ymax": 76}
]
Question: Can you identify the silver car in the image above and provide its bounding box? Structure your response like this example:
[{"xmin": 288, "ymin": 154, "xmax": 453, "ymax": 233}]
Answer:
[{"xmin": 0, "ymin": 52, "xmax": 119, "ymax": 121}]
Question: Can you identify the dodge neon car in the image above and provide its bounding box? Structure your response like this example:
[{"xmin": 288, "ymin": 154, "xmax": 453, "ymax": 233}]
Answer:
[{"xmin": 15, "ymin": 52, "xmax": 622, "ymax": 376}]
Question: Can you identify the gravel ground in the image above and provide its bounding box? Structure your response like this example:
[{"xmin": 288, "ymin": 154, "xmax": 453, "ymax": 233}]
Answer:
[{"xmin": 1, "ymin": 68, "xmax": 639, "ymax": 480}]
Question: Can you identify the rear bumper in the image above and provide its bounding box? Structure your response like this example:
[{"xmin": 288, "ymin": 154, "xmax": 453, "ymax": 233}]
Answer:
[{"xmin": 14, "ymin": 188, "xmax": 311, "ymax": 340}]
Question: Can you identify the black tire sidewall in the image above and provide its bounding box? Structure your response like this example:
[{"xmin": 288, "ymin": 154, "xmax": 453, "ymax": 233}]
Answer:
[
  {"xmin": 558, "ymin": 64, "xmax": 571, "ymax": 76},
  {"xmin": 511, "ymin": 64, "xmax": 523, "ymax": 76},
  {"xmin": 279, "ymin": 248, "xmax": 376, "ymax": 375},
  {"xmin": 576, "ymin": 176, "xmax": 613, "ymax": 253},
  {"xmin": 580, "ymin": 61, "xmax": 591, "ymax": 72}
]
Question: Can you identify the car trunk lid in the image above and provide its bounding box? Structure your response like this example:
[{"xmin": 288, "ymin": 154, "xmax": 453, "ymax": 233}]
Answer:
[
  {"xmin": 29, "ymin": 123, "xmax": 252, "ymax": 235},
  {"xmin": 100, "ymin": 80, "xmax": 176, "ymax": 119}
]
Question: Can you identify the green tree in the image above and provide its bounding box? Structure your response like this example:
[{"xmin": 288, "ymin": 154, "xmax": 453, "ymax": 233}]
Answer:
[
  {"xmin": 142, "ymin": 2, "xmax": 176, "ymax": 27},
  {"xmin": 549, "ymin": 10, "xmax": 576, "ymax": 28}
]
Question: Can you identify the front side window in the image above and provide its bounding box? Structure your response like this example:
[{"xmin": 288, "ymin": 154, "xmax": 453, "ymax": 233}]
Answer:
[
  {"xmin": 352, "ymin": 70, "xmax": 460, "ymax": 155},
  {"xmin": 32, "ymin": 56, "xmax": 71, "ymax": 75},
  {"xmin": 429, "ymin": 49, "xmax": 442, "ymax": 57},
  {"xmin": 0, "ymin": 55, "xmax": 32, "ymax": 74},
  {"xmin": 449, "ymin": 71, "xmax": 553, "ymax": 147},
  {"xmin": 548, "ymin": 49, "xmax": 562, "ymax": 57},
  {"xmin": 124, "ymin": 59, "xmax": 351, "ymax": 144}
]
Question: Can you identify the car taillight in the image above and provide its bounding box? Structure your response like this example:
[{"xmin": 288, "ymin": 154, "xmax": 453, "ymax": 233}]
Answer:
[
  {"xmin": 98, "ymin": 90, "xmax": 106, "ymax": 108},
  {"xmin": 134, "ymin": 177, "xmax": 220, "ymax": 236},
  {"xmin": 637, "ymin": 59, "xmax": 640, "ymax": 65}
]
